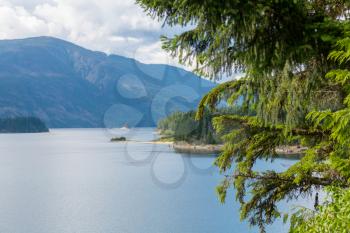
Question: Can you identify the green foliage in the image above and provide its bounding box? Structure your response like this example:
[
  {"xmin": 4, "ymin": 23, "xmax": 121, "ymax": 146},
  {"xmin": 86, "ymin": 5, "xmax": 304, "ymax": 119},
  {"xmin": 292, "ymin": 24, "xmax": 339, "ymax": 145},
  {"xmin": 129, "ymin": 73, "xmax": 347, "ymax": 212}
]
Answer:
[
  {"xmin": 159, "ymin": 106, "xmax": 254, "ymax": 144},
  {"xmin": 158, "ymin": 109, "xmax": 220, "ymax": 144},
  {"xmin": 137, "ymin": 0, "xmax": 350, "ymax": 232},
  {"xmin": 289, "ymin": 188, "xmax": 350, "ymax": 233},
  {"xmin": 110, "ymin": 136, "xmax": 126, "ymax": 142},
  {"xmin": 289, "ymin": 26, "xmax": 350, "ymax": 233}
]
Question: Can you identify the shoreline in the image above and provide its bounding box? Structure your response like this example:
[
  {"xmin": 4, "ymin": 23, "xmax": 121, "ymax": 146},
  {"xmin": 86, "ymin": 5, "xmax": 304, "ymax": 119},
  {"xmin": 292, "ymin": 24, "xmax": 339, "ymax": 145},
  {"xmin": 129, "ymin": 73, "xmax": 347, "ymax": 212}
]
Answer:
[
  {"xmin": 156, "ymin": 138, "xmax": 306, "ymax": 158},
  {"xmin": 171, "ymin": 142, "xmax": 222, "ymax": 154},
  {"xmin": 169, "ymin": 142, "xmax": 305, "ymax": 157},
  {"xmin": 111, "ymin": 138, "xmax": 305, "ymax": 158}
]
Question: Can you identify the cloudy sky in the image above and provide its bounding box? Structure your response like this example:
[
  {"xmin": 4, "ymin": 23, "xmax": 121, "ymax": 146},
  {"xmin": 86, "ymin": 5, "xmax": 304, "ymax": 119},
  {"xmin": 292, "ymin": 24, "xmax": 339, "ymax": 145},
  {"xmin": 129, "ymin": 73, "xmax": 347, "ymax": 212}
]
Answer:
[{"xmin": 0, "ymin": 0, "xmax": 186, "ymax": 66}]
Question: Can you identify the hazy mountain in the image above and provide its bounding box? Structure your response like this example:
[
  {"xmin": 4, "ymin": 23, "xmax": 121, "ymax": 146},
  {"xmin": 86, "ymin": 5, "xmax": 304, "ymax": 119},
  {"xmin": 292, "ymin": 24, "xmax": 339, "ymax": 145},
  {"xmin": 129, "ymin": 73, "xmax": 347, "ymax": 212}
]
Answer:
[{"xmin": 0, "ymin": 37, "xmax": 214, "ymax": 128}]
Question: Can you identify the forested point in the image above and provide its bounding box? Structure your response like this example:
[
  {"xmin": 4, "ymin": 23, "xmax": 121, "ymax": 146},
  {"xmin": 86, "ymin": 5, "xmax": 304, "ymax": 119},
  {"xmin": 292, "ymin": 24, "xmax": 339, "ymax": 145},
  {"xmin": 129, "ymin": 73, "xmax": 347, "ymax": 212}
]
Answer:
[
  {"xmin": 158, "ymin": 107, "xmax": 253, "ymax": 145},
  {"xmin": 157, "ymin": 110, "xmax": 218, "ymax": 144},
  {"xmin": 0, "ymin": 117, "xmax": 49, "ymax": 133}
]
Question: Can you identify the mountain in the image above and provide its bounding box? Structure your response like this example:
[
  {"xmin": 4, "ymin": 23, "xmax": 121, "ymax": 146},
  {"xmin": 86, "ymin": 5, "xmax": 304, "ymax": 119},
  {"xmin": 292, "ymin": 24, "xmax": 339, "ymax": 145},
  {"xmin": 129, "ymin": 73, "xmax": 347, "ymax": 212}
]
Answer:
[{"xmin": 0, "ymin": 37, "xmax": 214, "ymax": 128}]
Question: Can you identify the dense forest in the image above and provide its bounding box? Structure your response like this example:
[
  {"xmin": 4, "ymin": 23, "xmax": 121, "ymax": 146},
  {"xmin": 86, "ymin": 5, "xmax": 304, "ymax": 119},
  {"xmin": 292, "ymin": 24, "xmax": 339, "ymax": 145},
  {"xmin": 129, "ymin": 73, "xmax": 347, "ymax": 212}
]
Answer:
[
  {"xmin": 158, "ymin": 107, "xmax": 254, "ymax": 144},
  {"xmin": 138, "ymin": 0, "xmax": 350, "ymax": 232},
  {"xmin": 0, "ymin": 117, "xmax": 49, "ymax": 133},
  {"xmin": 158, "ymin": 109, "xmax": 218, "ymax": 144}
]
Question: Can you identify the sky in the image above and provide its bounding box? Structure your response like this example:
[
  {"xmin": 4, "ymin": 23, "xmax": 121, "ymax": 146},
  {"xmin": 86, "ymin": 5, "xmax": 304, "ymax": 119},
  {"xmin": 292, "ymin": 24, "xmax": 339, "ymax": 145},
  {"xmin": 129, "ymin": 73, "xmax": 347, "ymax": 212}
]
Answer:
[{"xmin": 0, "ymin": 0, "xmax": 186, "ymax": 66}]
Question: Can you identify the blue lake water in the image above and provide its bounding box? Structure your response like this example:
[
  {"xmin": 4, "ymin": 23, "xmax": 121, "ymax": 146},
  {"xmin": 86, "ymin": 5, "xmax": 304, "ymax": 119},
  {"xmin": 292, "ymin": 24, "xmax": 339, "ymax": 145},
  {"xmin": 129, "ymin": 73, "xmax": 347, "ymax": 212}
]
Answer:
[{"xmin": 0, "ymin": 128, "xmax": 309, "ymax": 233}]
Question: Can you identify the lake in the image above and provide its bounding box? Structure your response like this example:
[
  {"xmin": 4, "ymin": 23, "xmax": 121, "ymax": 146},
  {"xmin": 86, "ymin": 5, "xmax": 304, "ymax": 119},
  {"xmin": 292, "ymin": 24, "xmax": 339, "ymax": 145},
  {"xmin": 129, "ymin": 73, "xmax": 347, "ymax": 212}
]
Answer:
[{"xmin": 0, "ymin": 128, "xmax": 308, "ymax": 233}]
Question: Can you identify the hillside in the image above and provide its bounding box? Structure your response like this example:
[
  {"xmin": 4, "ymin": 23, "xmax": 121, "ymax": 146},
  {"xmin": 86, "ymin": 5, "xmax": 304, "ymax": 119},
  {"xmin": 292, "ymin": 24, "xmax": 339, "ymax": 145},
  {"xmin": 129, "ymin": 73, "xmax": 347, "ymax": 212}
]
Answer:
[{"xmin": 0, "ymin": 37, "xmax": 214, "ymax": 128}]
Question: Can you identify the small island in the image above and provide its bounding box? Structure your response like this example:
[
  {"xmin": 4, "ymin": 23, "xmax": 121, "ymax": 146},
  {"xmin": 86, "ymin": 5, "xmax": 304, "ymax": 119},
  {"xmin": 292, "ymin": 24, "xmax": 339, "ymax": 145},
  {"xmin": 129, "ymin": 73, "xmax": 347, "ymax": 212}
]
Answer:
[
  {"xmin": 110, "ymin": 136, "xmax": 127, "ymax": 142},
  {"xmin": 0, "ymin": 117, "xmax": 49, "ymax": 133}
]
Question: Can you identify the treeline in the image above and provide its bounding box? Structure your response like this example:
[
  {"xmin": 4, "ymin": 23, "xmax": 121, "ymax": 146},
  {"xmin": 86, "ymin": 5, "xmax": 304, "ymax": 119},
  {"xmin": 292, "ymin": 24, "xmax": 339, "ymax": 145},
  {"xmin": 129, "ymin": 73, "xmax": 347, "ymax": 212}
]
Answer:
[
  {"xmin": 158, "ymin": 109, "xmax": 218, "ymax": 144},
  {"xmin": 158, "ymin": 106, "xmax": 253, "ymax": 144},
  {"xmin": 0, "ymin": 117, "xmax": 49, "ymax": 133}
]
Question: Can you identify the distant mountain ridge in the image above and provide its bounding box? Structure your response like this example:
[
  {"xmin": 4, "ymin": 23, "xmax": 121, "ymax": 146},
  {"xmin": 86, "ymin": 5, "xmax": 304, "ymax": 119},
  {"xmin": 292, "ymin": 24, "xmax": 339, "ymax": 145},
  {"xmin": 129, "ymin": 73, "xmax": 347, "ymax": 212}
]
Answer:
[{"xmin": 0, "ymin": 37, "xmax": 214, "ymax": 128}]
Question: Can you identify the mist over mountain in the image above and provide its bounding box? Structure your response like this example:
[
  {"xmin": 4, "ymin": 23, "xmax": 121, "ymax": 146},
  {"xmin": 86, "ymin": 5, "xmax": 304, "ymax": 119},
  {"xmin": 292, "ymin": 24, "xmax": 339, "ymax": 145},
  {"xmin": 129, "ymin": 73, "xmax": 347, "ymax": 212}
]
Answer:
[{"xmin": 0, "ymin": 37, "xmax": 214, "ymax": 128}]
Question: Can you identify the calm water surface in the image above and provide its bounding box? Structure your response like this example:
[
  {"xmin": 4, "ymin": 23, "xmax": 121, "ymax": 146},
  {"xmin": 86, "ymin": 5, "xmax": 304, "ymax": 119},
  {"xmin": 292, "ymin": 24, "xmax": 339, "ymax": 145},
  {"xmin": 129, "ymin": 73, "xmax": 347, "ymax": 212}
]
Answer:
[{"xmin": 0, "ymin": 128, "xmax": 305, "ymax": 233}]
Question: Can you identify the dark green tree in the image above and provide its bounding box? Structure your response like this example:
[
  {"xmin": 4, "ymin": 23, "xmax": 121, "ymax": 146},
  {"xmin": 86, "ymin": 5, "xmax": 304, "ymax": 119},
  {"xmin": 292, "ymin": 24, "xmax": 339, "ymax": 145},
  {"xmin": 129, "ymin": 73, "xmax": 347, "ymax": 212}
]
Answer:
[
  {"xmin": 0, "ymin": 117, "xmax": 48, "ymax": 133},
  {"xmin": 137, "ymin": 0, "xmax": 350, "ymax": 232},
  {"xmin": 157, "ymin": 109, "xmax": 219, "ymax": 144}
]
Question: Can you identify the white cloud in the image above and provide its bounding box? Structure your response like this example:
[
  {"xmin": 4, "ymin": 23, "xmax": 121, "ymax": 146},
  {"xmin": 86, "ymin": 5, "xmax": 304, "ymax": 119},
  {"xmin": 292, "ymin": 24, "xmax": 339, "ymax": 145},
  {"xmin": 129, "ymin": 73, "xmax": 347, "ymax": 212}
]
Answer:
[
  {"xmin": 0, "ymin": 0, "xmax": 185, "ymax": 66},
  {"xmin": 134, "ymin": 41, "xmax": 171, "ymax": 64},
  {"xmin": 0, "ymin": 2, "xmax": 47, "ymax": 38}
]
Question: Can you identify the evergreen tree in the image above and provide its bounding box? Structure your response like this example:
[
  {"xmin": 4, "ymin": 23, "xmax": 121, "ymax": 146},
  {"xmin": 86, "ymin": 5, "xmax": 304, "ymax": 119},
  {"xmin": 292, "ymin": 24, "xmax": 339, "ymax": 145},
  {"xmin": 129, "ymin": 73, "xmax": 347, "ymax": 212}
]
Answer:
[{"xmin": 137, "ymin": 0, "xmax": 350, "ymax": 231}]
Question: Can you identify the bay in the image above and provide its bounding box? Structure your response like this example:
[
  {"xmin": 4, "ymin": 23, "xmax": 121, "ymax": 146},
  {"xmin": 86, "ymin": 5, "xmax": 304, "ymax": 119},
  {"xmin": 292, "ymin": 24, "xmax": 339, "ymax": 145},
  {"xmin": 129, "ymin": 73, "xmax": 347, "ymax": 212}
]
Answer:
[{"xmin": 0, "ymin": 128, "xmax": 308, "ymax": 233}]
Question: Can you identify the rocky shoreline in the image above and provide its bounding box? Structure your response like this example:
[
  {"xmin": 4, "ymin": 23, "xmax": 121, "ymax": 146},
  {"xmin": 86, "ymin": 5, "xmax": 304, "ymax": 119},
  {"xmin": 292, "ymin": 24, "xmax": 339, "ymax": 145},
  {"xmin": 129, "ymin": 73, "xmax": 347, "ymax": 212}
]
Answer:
[
  {"xmin": 111, "ymin": 137, "xmax": 306, "ymax": 158},
  {"xmin": 171, "ymin": 142, "xmax": 223, "ymax": 154},
  {"xmin": 150, "ymin": 138, "xmax": 305, "ymax": 157}
]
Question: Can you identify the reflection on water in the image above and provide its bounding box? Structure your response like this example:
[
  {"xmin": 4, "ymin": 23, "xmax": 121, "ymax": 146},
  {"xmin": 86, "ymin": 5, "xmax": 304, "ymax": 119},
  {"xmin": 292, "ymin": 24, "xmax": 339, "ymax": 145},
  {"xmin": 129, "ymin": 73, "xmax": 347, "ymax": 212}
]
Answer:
[{"xmin": 0, "ymin": 128, "xmax": 309, "ymax": 233}]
